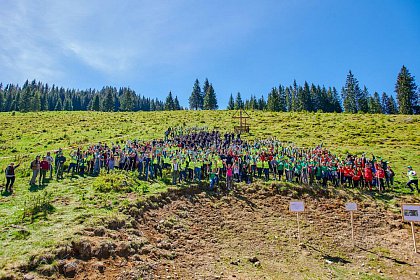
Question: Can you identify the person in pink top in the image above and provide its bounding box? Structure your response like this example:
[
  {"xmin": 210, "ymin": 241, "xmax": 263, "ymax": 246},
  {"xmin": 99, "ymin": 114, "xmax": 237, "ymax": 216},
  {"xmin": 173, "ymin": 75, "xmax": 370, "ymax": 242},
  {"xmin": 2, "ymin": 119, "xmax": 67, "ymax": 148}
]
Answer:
[{"xmin": 225, "ymin": 163, "xmax": 234, "ymax": 190}]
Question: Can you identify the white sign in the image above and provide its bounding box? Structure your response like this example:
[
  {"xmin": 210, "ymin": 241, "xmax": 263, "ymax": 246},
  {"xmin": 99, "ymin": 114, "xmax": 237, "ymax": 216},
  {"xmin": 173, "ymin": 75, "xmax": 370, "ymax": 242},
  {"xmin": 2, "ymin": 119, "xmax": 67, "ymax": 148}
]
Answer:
[
  {"xmin": 345, "ymin": 202, "xmax": 358, "ymax": 211},
  {"xmin": 402, "ymin": 204, "xmax": 420, "ymax": 222},
  {"xmin": 290, "ymin": 201, "xmax": 305, "ymax": 212}
]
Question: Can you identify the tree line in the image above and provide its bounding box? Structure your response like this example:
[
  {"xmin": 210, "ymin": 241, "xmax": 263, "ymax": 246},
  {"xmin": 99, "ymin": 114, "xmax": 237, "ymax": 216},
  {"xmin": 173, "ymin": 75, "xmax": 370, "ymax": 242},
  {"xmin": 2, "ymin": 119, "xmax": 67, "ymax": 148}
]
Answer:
[
  {"xmin": 227, "ymin": 66, "xmax": 418, "ymax": 114},
  {"xmin": 0, "ymin": 65, "xmax": 417, "ymax": 114},
  {"xmin": 0, "ymin": 80, "xmax": 183, "ymax": 113}
]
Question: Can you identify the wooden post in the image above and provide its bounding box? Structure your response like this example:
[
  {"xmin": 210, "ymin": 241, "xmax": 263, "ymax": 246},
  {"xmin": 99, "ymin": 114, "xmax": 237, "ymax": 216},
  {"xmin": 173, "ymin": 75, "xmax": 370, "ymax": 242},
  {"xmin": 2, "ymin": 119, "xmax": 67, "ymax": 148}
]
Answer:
[
  {"xmin": 411, "ymin": 222, "xmax": 417, "ymax": 253},
  {"xmin": 351, "ymin": 211, "xmax": 354, "ymax": 247},
  {"xmin": 297, "ymin": 212, "xmax": 301, "ymax": 243}
]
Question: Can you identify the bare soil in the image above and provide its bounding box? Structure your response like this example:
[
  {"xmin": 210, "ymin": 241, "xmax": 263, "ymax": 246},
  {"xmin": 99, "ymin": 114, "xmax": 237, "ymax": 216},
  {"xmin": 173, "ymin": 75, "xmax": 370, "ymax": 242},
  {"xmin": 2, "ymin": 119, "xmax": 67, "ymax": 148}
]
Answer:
[{"xmin": 9, "ymin": 184, "xmax": 420, "ymax": 280}]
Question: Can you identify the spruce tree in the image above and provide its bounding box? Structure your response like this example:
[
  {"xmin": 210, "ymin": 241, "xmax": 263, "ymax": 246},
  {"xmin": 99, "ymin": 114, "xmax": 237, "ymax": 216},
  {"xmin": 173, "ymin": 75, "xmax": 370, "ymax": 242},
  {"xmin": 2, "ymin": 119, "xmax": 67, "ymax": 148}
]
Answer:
[
  {"xmin": 387, "ymin": 96, "xmax": 398, "ymax": 114},
  {"xmin": 278, "ymin": 85, "xmax": 286, "ymax": 112},
  {"xmin": 120, "ymin": 90, "xmax": 134, "ymax": 111},
  {"xmin": 234, "ymin": 92, "xmax": 244, "ymax": 110},
  {"xmin": 331, "ymin": 87, "xmax": 342, "ymax": 113},
  {"xmin": 285, "ymin": 87, "xmax": 292, "ymax": 112},
  {"xmin": 91, "ymin": 95, "xmax": 100, "ymax": 111},
  {"xmin": 395, "ymin": 65, "xmax": 417, "ymax": 114},
  {"xmin": 301, "ymin": 81, "xmax": 312, "ymax": 111},
  {"xmin": 258, "ymin": 95, "xmax": 266, "ymax": 110},
  {"xmin": 165, "ymin": 91, "xmax": 175, "ymax": 110},
  {"xmin": 202, "ymin": 78, "xmax": 210, "ymax": 98},
  {"xmin": 381, "ymin": 92, "xmax": 389, "ymax": 114},
  {"xmin": 342, "ymin": 70, "xmax": 359, "ymax": 113},
  {"xmin": 267, "ymin": 87, "xmax": 280, "ymax": 111},
  {"xmin": 227, "ymin": 94, "xmax": 235, "ymax": 110},
  {"xmin": 189, "ymin": 79, "xmax": 202, "ymax": 110},
  {"xmin": 32, "ymin": 90, "xmax": 41, "ymax": 111},
  {"xmin": 103, "ymin": 91, "xmax": 114, "ymax": 112},
  {"xmin": 203, "ymin": 84, "xmax": 218, "ymax": 110},
  {"xmin": 357, "ymin": 86, "xmax": 369, "ymax": 113},
  {"xmin": 173, "ymin": 96, "xmax": 180, "ymax": 110},
  {"xmin": 19, "ymin": 87, "xmax": 32, "ymax": 112},
  {"xmin": 368, "ymin": 92, "xmax": 382, "ymax": 113}
]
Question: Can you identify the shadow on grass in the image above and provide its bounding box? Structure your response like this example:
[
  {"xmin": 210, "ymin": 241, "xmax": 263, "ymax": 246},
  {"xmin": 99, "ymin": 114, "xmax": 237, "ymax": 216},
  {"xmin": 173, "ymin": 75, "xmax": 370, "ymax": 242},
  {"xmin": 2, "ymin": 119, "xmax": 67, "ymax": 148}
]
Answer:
[
  {"xmin": 1, "ymin": 189, "xmax": 13, "ymax": 197},
  {"xmin": 29, "ymin": 184, "xmax": 46, "ymax": 192},
  {"xmin": 355, "ymin": 246, "xmax": 411, "ymax": 266},
  {"xmin": 305, "ymin": 244, "xmax": 352, "ymax": 264},
  {"xmin": 322, "ymin": 254, "xmax": 351, "ymax": 264}
]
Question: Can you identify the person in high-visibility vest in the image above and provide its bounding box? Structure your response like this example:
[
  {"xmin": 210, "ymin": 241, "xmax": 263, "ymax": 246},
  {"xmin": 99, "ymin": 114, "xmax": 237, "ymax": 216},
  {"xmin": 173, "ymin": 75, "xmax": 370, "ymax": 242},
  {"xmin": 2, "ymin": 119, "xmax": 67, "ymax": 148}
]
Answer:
[
  {"xmin": 256, "ymin": 158, "xmax": 263, "ymax": 178},
  {"xmin": 263, "ymin": 159, "xmax": 270, "ymax": 181},
  {"xmin": 406, "ymin": 166, "xmax": 418, "ymax": 192}
]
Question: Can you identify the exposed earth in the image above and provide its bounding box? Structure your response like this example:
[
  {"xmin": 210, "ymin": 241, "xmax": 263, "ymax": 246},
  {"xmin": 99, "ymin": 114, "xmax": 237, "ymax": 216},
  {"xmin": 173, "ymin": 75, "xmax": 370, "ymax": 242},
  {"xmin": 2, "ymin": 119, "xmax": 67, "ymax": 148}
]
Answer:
[{"xmin": 6, "ymin": 183, "xmax": 420, "ymax": 280}]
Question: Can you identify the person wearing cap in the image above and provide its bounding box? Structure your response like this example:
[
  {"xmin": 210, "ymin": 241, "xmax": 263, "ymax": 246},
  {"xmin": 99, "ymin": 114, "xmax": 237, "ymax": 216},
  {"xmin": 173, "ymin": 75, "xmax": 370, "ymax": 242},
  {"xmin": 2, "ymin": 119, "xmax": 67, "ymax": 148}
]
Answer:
[
  {"xmin": 406, "ymin": 166, "xmax": 418, "ymax": 192},
  {"xmin": 4, "ymin": 162, "xmax": 20, "ymax": 193}
]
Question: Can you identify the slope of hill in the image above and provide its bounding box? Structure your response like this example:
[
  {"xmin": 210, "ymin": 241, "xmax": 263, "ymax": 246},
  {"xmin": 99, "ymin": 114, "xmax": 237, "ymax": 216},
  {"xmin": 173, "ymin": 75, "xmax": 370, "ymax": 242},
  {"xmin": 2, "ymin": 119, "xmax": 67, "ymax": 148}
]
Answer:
[{"xmin": 0, "ymin": 111, "xmax": 419, "ymax": 279}]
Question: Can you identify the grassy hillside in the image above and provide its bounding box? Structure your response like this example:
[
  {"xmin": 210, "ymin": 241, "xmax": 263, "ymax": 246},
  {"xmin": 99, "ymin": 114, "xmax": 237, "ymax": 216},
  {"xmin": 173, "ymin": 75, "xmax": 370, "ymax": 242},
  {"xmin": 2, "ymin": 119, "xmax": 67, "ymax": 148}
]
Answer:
[
  {"xmin": 0, "ymin": 111, "xmax": 419, "ymax": 278},
  {"xmin": 0, "ymin": 111, "xmax": 418, "ymax": 178}
]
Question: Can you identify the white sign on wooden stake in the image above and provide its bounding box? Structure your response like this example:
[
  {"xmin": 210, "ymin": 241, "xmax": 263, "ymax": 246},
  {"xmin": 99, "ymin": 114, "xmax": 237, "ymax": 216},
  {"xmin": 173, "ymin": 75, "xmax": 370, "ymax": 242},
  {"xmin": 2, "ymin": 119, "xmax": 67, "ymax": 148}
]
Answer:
[
  {"xmin": 401, "ymin": 204, "xmax": 419, "ymax": 253},
  {"xmin": 290, "ymin": 201, "xmax": 305, "ymax": 212},
  {"xmin": 345, "ymin": 202, "xmax": 357, "ymax": 247},
  {"xmin": 290, "ymin": 201, "xmax": 305, "ymax": 244},
  {"xmin": 402, "ymin": 204, "xmax": 420, "ymax": 222},
  {"xmin": 345, "ymin": 202, "xmax": 358, "ymax": 211}
]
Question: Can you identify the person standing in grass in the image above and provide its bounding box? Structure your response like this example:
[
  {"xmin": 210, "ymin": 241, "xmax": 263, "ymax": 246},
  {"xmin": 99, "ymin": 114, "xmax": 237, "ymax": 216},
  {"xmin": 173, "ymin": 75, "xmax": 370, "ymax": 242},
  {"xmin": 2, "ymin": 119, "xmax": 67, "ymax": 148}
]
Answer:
[
  {"xmin": 39, "ymin": 156, "xmax": 49, "ymax": 185},
  {"xmin": 5, "ymin": 162, "xmax": 20, "ymax": 193},
  {"xmin": 386, "ymin": 165, "xmax": 395, "ymax": 189},
  {"xmin": 171, "ymin": 158, "xmax": 179, "ymax": 185},
  {"xmin": 375, "ymin": 165, "xmax": 386, "ymax": 192},
  {"xmin": 276, "ymin": 156, "xmax": 284, "ymax": 181},
  {"xmin": 225, "ymin": 163, "xmax": 233, "ymax": 190},
  {"xmin": 46, "ymin": 151, "xmax": 54, "ymax": 179},
  {"xmin": 30, "ymin": 156, "xmax": 41, "ymax": 185},
  {"xmin": 364, "ymin": 162, "xmax": 373, "ymax": 191},
  {"xmin": 67, "ymin": 151, "xmax": 78, "ymax": 175}
]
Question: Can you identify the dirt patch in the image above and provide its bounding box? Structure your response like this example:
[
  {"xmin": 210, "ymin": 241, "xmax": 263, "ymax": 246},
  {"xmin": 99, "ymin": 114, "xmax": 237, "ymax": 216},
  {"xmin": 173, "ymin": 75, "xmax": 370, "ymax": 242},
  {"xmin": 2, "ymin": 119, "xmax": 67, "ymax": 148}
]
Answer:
[{"xmin": 4, "ymin": 185, "xmax": 420, "ymax": 280}]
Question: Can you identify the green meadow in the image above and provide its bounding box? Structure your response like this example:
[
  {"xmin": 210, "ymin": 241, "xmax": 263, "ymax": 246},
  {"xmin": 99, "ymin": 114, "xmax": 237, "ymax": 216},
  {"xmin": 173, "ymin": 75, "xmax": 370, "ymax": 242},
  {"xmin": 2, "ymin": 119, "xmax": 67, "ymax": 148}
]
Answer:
[{"xmin": 0, "ymin": 110, "xmax": 419, "ymax": 274}]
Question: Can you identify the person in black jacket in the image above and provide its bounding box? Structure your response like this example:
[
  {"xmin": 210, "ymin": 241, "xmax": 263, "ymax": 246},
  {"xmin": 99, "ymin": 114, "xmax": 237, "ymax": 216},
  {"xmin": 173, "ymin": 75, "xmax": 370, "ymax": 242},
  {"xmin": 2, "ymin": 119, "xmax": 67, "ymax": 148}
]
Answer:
[{"xmin": 5, "ymin": 162, "xmax": 20, "ymax": 193}]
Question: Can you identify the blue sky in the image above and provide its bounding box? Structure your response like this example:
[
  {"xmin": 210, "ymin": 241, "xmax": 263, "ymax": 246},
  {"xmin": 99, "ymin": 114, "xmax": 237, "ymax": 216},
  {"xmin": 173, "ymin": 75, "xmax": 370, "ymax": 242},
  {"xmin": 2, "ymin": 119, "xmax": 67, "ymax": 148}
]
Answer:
[{"xmin": 1, "ymin": 0, "xmax": 419, "ymax": 108}]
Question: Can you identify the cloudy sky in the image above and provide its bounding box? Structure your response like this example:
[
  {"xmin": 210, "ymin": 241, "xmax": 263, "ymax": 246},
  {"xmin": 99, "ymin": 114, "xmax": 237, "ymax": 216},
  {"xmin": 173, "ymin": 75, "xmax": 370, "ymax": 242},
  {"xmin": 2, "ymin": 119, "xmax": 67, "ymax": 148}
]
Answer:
[{"xmin": 1, "ymin": 0, "xmax": 419, "ymax": 108}]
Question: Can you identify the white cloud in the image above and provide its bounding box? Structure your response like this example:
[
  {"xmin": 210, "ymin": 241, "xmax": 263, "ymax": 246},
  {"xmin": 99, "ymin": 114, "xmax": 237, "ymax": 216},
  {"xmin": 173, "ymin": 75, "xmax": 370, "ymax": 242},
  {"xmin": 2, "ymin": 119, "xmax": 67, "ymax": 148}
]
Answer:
[{"xmin": 0, "ymin": 0, "xmax": 263, "ymax": 83}]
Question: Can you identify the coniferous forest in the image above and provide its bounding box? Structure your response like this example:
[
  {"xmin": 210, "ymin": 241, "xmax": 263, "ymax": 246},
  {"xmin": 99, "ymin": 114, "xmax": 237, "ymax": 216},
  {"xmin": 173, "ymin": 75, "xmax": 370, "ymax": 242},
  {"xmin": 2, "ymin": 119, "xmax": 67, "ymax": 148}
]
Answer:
[{"xmin": 0, "ymin": 66, "xmax": 418, "ymax": 114}]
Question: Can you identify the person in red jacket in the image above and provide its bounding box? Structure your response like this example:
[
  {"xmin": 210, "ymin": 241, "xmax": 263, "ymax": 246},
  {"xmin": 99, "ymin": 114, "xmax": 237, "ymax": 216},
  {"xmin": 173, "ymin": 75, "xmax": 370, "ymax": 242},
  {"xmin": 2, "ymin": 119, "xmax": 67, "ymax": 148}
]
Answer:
[
  {"xmin": 376, "ymin": 165, "xmax": 386, "ymax": 192},
  {"xmin": 352, "ymin": 166, "xmax": 362, "ymax": 188},
  {"xmin": 364, "ymin": 163, "xmax": 373, "ymax": 191},
  {"xmin": 343, "ymin": 163, "xmax": 353, "ymax": 188},
  {"xmin": 39, "ymin": 156, "xmax": 50, "ymax": 185}
]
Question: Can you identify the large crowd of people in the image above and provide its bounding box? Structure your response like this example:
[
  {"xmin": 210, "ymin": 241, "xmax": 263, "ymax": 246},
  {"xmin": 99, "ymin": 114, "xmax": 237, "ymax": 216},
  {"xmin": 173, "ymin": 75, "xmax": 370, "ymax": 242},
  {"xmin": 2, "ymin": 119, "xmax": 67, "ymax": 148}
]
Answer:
[{"xmin": 2, "ymin": 127, "xmax": 419, "ymax": 194}]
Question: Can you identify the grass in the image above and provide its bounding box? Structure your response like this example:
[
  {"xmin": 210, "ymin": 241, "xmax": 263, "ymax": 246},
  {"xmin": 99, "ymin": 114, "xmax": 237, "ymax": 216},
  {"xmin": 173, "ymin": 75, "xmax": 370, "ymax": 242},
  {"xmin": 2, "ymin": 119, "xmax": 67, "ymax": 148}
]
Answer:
[{"xmin": 0, "ymin": 110, "xmax": 419, "ymax": 274}]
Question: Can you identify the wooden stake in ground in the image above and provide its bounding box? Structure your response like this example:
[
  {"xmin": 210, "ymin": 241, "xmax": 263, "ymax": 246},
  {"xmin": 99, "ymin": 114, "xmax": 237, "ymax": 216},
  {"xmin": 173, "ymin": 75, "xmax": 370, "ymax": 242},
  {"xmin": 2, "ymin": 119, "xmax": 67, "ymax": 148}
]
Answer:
[
  {"xmin": 411, "ymin": 222, "xmax": 417, "ymax": 254},
  {"xmin": 401, "ymin": 204, "xmax": 420, "ymax": 253},
  {"xmin": 289, "ymin": 201, "xmax": 305, "ymax": 244},
  {"xmin": 345, "ymin": 202, "xmax": 358, "ymax": 247}
]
